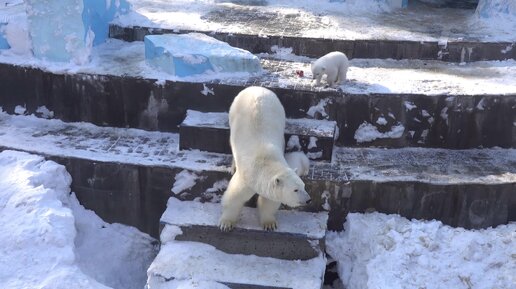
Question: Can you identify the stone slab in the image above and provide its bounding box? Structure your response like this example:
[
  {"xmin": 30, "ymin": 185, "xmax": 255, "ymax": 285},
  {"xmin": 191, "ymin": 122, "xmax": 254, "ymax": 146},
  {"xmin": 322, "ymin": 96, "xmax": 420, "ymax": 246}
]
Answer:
[
  {"xmin": 180, "ymin": 110, "xmax": 336, "ymax": 160},
  {"xmin": 147, "ymin": 239, "xmax": 326, "ymax": 289}
]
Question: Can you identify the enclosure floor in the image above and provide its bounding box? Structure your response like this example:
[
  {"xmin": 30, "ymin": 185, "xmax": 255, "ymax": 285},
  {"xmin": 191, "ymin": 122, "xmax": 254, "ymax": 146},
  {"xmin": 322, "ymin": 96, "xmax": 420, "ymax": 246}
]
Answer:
[{"xmin": 116, "ymin": 0, "xmax": 516, "ymax": 42}]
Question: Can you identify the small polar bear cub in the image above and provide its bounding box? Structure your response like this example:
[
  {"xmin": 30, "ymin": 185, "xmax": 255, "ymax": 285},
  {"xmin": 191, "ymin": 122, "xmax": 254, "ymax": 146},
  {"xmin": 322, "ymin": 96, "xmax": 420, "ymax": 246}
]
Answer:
[
  {"xmin": 284, "ymin": 151, "xmax": 310, "ymax": 177},
  {"xmin": 311, "ymin": 51, "xmax": 349, "ymax": 87},
  {"xmin": 219, "ymin": 86, "xmax": 311, "ymax": 231}
]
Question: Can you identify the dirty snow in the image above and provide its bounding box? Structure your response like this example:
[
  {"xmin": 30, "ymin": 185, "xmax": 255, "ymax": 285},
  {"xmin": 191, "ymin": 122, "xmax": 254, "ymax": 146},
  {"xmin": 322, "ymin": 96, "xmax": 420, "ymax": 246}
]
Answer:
[
  {"xmin": 0, "ymin": 150, "xmax": 157, "ymax": 289},
  {"xmin": 326, "ymin": 212, "xmax": 516, "ymax": 289},
  {"xmin": 114, "ymin": 0, "xmax": 516, "ymax": 42}
]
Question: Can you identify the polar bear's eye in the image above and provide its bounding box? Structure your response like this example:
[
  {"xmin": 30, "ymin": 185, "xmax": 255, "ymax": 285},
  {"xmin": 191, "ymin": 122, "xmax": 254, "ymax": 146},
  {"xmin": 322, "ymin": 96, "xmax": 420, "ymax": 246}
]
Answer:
[{"xmin": 294, "ymin": 189, "xmax": 299, "ymax": 192}]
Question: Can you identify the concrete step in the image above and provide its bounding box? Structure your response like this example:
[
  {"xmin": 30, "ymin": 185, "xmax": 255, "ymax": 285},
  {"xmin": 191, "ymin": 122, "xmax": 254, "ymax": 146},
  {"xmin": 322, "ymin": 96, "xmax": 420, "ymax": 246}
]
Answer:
[
  {"xmin": 147, "ymin": 240, "xmax": 326, "ymax": 289},
  {"xmin": 109, "ymin": 2, "xmax": 516, "ymax": 62},
  {"xmin": 1, "ymin": 58, "xmax": 514, "ymax": 149},
  {"xmin": 0, "ymin": 112, "xmax": 514, "ymax": 235},
  {"xmin": 180, "ymin": 110, "xmax": 336, "ymax": 161},
  {"xmin": 160, "ymin": 197, "xmax": 328, "ymax": 260},
  {"xmin": 110, "ymin": 24, "xmax": 515, "ymax": 63}
]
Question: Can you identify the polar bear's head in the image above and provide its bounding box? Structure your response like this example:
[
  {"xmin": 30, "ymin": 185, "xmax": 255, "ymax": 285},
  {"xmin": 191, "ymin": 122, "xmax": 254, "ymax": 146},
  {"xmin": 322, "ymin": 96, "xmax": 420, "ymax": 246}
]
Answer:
[
  {"xmin": 311, "ymin": 62, "xmax": 325, "ymax": 80},
  {"xmin": 269, "ymin": 169, "xmax": 311, "ymax": 207}
]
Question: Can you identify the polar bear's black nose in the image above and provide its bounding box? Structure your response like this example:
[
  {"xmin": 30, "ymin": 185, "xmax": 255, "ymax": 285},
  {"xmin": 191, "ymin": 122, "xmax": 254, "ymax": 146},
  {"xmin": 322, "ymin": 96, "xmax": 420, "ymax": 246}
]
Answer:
[{"xmin": 305, "ymin": 199, "xmax": 312, "ymax": 205}]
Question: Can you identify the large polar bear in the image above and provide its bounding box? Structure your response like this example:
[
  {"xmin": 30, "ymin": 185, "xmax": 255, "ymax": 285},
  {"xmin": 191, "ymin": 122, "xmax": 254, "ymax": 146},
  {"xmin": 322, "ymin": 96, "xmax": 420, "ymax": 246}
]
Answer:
[
  {"xmin": 219, "ymin": 86, "xmax": 311, "ymax": 231},
  {"xmin": 311, "ymin": 51, "xmax": 349, "ymax": 87}
]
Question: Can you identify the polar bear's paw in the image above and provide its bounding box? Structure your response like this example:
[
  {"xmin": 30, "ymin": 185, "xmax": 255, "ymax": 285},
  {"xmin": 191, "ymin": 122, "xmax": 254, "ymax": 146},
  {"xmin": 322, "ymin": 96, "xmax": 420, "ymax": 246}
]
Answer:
[
  {"xmin": 219, "ymin": 218, "xmax": 236, "ymax": 232},
  {"xmin": 261, "ymin": 219, "xmax": 278, "ymax": 231}
]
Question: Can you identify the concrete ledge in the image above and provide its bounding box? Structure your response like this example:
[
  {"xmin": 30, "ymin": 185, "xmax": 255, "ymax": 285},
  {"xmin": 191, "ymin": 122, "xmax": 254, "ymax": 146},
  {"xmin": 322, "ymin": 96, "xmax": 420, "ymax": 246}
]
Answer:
[{"xmin": 0, "ymin": 63, "xmax": 514, "ymax": 149}]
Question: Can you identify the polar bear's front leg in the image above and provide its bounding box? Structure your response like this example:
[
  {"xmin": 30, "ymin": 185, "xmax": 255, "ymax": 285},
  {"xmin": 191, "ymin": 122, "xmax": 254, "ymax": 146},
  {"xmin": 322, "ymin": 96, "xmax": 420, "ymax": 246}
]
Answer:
[
  {"xmin": 219, "ymin": 173, "xmax": 254, "ymax": 231},
  {"xmin": 257, "ymin": 195, "xmax": 281, "ymax": 231}
]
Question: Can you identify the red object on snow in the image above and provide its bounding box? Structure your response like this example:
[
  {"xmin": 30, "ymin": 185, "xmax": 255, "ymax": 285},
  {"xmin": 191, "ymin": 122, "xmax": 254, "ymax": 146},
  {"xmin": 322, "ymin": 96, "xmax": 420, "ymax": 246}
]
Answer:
[{"xmin": 295, "ymin": 70, "xmax": 304, "ymax": 77}]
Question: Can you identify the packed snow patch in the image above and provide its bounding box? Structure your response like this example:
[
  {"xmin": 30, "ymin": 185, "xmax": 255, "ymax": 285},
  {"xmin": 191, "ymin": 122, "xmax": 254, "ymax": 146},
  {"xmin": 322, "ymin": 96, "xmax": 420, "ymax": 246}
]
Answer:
[
  {"xmin": 171, "ymin": 170, "xmax": 200, "ymax": 194},
  {"xmin": 326, "ymin": 213, "xmax": 516, "ymax": 289},
  {"xmin": 354, "ymin": 121, "xmax": 405, "ymax": 143},
  {"xmin": 0, "ymin": 150, "xmax": 157, "ymax": 289}
]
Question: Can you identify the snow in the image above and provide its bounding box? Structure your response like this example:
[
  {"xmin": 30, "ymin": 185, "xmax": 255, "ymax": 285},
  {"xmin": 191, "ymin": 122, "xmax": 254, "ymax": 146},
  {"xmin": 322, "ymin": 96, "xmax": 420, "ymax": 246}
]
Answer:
[
  {"xmin": 287, "ymin": 135, "xmax": 302, "ymax": 150},
  {"xmin": 171, "ymin": 170, "xmax": 200, "ymax": 195},
  {"xmin": 403, "ymin": 101, "xmax": 417, "ymax": 111},
  {"xmin": 13, "ymin": 104, "xmax": 25, "ymax": 114},
  {"xmin": 306, "ymin": 98, "xmax": 330, "ymax": 119},
  {"xmin": 199, "ymin": 178, "xmax": 228, "ymax": 203},
  {"xmin": 161, "ymin": 197, "xmax": 329, "ymax": 239},
  {"xmin": 354, "ymin": 121, "xmax": 405, "ymax": 143},
  {"xmin": 0, "ymin": 150, "xmax": 157, "ymax": 289},
  {"xmin": 71, "ymin": 194, "xmax": 157, "ymax": 289},
  {"xmin": 35, "ymin": 105, "xmax": 54, "ymax": 119},
  {"xmin": 145, "ymin": 33, "xmax": 262, "ymax": 76},
  {"xmin": 376, "ymin": 116, "xmax": 387, "ymax": 125},
  {"xmin": 326, "ymin": 212, "xmax": 516, "ymax": 289}
]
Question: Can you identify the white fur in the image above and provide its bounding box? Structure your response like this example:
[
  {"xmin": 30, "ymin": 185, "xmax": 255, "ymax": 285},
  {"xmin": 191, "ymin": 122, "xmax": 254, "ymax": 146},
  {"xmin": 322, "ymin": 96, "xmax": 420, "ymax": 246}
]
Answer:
[
  {"xmin": 285, "ymin": 151, "xmax": 310, "ymax": 177},
  {"xmin": 311, "ymin": 51, "xmax": 349, "ymax": 87},
  {"xmin": 219, "ymin": 86, "xmax": 311, "ymax": 231}
]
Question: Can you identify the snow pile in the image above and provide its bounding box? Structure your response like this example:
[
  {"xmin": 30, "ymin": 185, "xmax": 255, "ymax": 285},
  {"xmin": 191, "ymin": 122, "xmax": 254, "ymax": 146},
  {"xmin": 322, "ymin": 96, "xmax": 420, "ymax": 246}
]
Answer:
[
  {"xmin": 326, "ymin": 213, "xmax": 516, "ymax": 289},
  {"xmin": 354, "ymin": 121, "xmax": 405, "ymax": 143},
  {"xmin": 0, "ymin": 150, "xmax": 156, "ymax": 289},
  {"xmin": 72, "ymin": 195, "xmax": 157, "ymax": 289}
]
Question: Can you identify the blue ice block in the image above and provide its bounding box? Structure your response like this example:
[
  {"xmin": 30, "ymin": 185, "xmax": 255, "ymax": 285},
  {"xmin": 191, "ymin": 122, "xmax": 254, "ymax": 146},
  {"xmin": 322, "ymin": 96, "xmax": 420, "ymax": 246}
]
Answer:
[
  {"xmin": 25, "ymin": 0, "xmax": 130, "ymax": 63},
  {"xmin": 144, "ymin": 33, "xmax": 262, "ymax": 77},
  {"xmin": 476, "ymin": 0, "xmax": 516, "ymax": 18},
  {"xmin": 82, "ymin": 0, "xmax": 130, "ymax": 46},
  {"xmin": 0, "ymin": 23, "xmax": 10, "ymax": 50}
]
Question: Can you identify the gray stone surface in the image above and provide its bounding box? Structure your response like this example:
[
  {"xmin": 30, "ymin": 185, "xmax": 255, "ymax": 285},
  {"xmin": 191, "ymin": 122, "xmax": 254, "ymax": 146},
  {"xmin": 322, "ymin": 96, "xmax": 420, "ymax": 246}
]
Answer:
[
  {"xmin": 166, "ymin": 224, "xmax": 323, "ymax": 261},
  {"xmin": 159, "ymin": 198, "xmax": 327, "ymax": 260}
]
